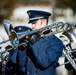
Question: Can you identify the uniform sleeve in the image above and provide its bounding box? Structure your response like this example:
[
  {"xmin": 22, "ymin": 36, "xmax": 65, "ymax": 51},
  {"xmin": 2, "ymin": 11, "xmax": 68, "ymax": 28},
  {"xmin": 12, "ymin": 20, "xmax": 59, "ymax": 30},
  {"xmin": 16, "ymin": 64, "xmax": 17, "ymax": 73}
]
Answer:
[{"xmin": 31, "ymin": 35, "xmax": 63, "ymax": 67}]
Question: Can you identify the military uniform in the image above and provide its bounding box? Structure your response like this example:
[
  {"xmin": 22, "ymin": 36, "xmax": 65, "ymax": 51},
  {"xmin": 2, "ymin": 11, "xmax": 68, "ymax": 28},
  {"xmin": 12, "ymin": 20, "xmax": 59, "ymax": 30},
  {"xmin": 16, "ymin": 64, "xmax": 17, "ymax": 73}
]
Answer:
[
  {"xmin": 5, "ymin": 10, "xmax": 63, "ymax": 75},
  {"xmin": 5, "ymin": 35, "xmax": 63, "ymax": 75},
  {"xmin": 4, "ymin": 26, "xmax": 32, "ymax": 75}
]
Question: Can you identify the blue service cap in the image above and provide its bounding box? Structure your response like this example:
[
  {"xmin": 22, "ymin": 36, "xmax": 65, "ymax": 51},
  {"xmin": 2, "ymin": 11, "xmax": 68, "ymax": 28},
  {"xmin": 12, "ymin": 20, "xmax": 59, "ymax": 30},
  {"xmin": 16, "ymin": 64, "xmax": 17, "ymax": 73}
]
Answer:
[
  {"xmin": 14, "ymin": 26, "xmax": 32, "ymax": 36},
  {"xmin": 13, "ymin": 26, "xmax": 32, "ymax": 46},
  {"xmin": 14, "ymin": 26, "xmax": 32, "ymax": 33},
  {"xmin": 27, "ymin": 10, "xmax": 51, "ymax": 23}
]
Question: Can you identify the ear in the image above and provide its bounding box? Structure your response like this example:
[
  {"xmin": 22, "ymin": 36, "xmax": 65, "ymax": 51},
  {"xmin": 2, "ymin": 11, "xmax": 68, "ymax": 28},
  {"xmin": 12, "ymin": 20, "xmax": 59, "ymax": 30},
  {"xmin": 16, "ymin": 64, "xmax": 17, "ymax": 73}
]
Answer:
[
  {"xmin": 40, "ymin": 20, "xmax": 43, "ymax": 24},
  {"xmin": 41, "ymin": 19, "xmax": 47, "ymax": 25}
]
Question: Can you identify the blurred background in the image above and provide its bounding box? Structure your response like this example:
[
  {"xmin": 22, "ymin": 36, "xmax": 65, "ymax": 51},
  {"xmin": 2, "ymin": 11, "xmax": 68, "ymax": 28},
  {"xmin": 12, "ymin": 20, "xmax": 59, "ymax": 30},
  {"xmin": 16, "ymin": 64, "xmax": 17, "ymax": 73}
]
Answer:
[
  {"xmin": 0, "ymin": 0, "xmax": 76, "ymax": 38},
  {"xmin": 0, "ymin": 0, "xmax": 76, "ymax": 39},
  {"xmin": 0, "ymin": 0, "xmax": 76, "ymax": 75}
]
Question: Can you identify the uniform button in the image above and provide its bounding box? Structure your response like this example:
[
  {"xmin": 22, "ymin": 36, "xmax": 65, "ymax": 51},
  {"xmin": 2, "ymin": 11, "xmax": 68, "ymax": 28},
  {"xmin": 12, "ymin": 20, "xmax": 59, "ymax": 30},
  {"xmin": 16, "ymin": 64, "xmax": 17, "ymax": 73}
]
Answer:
[
  {"xmin": 10, "ymin": 67, "xmax": 13, "ymax": 69},
  {"xmin": 27, "ymin": 72, "xmax": 30, "ymax": 74},
  {"xmin": 29, "ymin": 59, "xmax": 30, "ymax": 61},
  {"xmin": 34, "ymin": 73, "xmax": 36, "ymax": 75}
]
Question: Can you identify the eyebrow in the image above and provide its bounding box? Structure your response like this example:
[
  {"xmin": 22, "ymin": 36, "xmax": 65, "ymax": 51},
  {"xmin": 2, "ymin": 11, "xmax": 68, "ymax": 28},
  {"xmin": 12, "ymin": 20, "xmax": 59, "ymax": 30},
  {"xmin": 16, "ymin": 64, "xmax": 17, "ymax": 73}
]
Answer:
[{"xmin": 32, "ymin": 21, "xmax": 36, "ymax": 24}]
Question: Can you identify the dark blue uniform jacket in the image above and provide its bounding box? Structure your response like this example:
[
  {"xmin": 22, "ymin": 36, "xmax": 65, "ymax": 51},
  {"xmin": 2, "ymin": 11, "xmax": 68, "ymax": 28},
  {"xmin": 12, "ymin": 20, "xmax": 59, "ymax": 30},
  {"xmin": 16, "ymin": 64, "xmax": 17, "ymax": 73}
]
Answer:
[{"xmin": 6, "ymin": 34, "xmax": 63, "ymax": 75}]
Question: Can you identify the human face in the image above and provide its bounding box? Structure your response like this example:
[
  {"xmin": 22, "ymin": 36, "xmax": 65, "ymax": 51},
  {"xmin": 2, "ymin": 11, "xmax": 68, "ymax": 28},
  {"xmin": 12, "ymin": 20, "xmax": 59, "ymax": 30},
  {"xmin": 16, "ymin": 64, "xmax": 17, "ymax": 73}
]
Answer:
[{"xmin": 32, "ymin": 19, "xmax": 48, "ymax": 30}]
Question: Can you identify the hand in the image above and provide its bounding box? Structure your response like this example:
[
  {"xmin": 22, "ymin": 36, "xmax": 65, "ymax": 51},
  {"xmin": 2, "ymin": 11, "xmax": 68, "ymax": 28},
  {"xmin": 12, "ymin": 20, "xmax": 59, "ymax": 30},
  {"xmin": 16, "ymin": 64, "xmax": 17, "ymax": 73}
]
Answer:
[
  {"xmin": 72, "ymin": 51, "xmax": 76, "ymax": 58},
  {"xmin": 18, "ymin": 38, "xmax": 29, "ymax": 51},
  {"xmin": 29, "ymin": 33, "xmax": 40, "ymax": 45}
]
